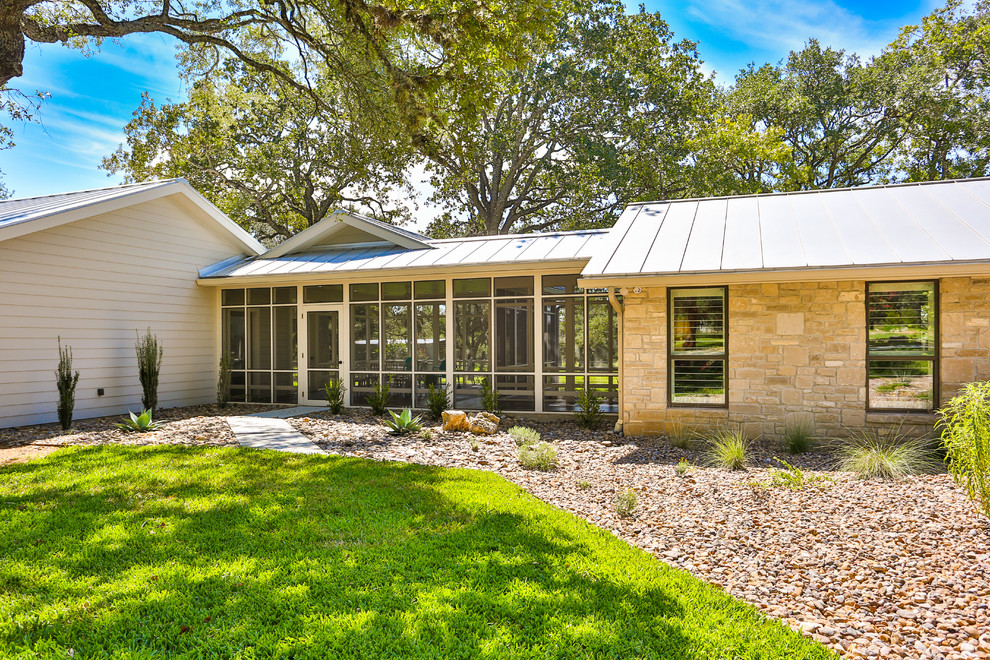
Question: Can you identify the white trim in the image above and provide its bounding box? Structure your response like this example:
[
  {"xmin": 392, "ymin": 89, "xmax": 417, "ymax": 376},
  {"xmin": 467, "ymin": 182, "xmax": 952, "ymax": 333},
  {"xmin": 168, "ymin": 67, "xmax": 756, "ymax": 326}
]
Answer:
[{"xmin": 263, "ymin": 211, "xmax": 432, "ymax": 258}]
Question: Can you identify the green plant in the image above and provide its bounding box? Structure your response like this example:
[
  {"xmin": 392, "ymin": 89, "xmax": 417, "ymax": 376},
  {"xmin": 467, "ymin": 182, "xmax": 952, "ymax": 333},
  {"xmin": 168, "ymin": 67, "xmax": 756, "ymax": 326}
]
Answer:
[
  {"xmin": 675, "ymin": 458, "xmax": 691, "ymax": 477},
  {"xmin": 135, "ymin": 328, "xmax": 163, "ymax": 415},
  {"xmin": 116, "ymin": 409, "xmax": 160, "ymax": 433},
  {"xmin": 575, "ymin": 387, "xmax": 605, "ymax": 429},
  {"xmin": 366, "ymin": 378, "xmax": 391, "ymax": 416},
  {"xmin": 324, "ymin": 377, "xmax": 346, "ymax": 414},
  {"xmin": 576, "ymin": 478, "xmax": 591, "ymax": 489},
  {"xmin": 783, "ymin": 418, "xmax": 814, "ymax": 454},
  {"xmin": 425, "ymin": 383, "xmax": 450, "ymax": 421},
  {"xmin": 216, "ymin": 352, "xmax": 232, "ymax": 410},
  {"xmin": 707, "ymin": 428, "xmax": 748, "ymax": 470},
  {"xmin": 836, "ymin": 426, "xmax": 939, "ymax": 480},
  {"xmin": 615, "ymin": 488, "xmax": 638, "ymax": 517},
  {"xmin": 55, "ymin": 337, "xmax": 80, "ymax": 431},
  {"xmin": 480, "ymin": 377, "xmax": 502, "ymax": 415},
  {"xmin": 421, "ymin": 428, "xmax": 433, "ymax": 441},
  {"xmin": 519, "ymin": 441, "xmax": 559, "ymax": 471},
  {"xmin": 509, "ymin": 425, "xmax": 541, "ymax": 447},
  {"xmin": 765, "ymin": 458, "xmax": 833, "ymax": 490},
  {"xmin": 939, "ymin": 381, "xmax": 990, "ymax": 517},
  {"xmin": 384, "ymin": 409, "xmax": 423, "ymax": 435},
  {"xmin": 666, "ymin": 420, "xmax": 691, "ymax": 449}
]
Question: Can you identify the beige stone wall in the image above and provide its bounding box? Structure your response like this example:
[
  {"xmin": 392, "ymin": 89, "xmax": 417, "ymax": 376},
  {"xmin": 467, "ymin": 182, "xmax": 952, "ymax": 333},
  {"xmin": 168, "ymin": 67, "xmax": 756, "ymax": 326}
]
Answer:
[{"xmin": 621, "ymin": 277, "xmax": 990, "ymax": 441}]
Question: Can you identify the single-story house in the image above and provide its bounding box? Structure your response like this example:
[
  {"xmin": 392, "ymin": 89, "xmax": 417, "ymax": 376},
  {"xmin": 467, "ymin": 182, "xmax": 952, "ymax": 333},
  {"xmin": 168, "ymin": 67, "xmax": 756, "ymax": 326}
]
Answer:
[{"xmin": 3, "ymin": 177, "xmax": 990, "ymax": 440}]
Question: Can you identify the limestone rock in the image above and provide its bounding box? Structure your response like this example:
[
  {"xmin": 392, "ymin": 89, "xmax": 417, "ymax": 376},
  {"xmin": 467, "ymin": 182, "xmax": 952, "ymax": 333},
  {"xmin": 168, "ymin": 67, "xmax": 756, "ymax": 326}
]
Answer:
[
  {"xmin": 468, "ymin": 413, "xmax": 498, "ymax": 435},
  {"xmin": 442, "ymin": 410, "xmax": 469, "ymax": 432}
]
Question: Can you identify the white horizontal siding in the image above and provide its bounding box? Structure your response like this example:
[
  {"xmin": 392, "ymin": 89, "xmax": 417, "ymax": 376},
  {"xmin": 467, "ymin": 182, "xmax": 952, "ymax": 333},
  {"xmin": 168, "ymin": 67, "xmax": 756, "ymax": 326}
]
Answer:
[{"xmin": 0, "ymin": 196, "xmax": 248, "ymax": 428}]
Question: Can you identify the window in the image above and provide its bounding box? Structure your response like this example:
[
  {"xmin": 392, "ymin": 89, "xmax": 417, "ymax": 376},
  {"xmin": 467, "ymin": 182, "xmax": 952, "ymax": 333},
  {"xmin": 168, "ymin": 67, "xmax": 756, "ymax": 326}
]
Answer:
[
  {"xmin": 668, "ymin": 287, "xmax": 727, "ymax": 406},
  {"xmin": 867, "ymin": 281, "xmax": 936, "ymax": 410},
  {"xmin": 303, "ymin": 284, "xmax": 341, "ymax": 303}
]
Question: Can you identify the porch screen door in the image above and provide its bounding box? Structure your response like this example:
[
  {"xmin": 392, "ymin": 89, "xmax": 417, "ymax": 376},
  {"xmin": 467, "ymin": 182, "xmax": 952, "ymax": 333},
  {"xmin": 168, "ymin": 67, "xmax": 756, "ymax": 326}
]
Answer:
[{"xmin": 306, "ymin": 310, "xmax": 341, "ymax": 401}]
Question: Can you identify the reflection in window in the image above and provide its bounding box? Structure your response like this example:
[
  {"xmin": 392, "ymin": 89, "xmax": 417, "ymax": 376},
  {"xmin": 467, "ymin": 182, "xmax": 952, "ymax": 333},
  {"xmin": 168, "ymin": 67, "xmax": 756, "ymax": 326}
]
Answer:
[
  {"xmin": 223, "ymin": 308, "xmax": 245, "ymax": 369},
  {"xmin": 868, "ymin": 281, "xmax": 936, "ymax": 410},
  {"xmin": 247, "ymin": 307, "xmax": 271, "ymax": 370},
  {"xmin": 495, "ymin": 299, "xmax": 533, "ymax": 371},
  {"xmin": 543, "ymin": 298, "xmax": 584, "ymax": 372},
  {"xmin": 383, "ymin": 304, "xmax": 412, "ymax": 371},
  {"xmin": 588, "ymin": 296, "xmax": 617, "ymax": 371},
  {"xmin": 669, "ymin": 287, "xmax": 726, "ymax": 405},
  {"xmin": 415, "ymin": 303, "xmax": 446, "ymax": 372},
  {"xmin": 351, "ymin": 304, "xmax": 379, "ymax": 371},
  {"xmin": 273, "ymin": 306, "xmax": 297, "ymax": 371},
  {"xmin": 455, "ymin": 301, "xmax": 489, "ymax": 371}
]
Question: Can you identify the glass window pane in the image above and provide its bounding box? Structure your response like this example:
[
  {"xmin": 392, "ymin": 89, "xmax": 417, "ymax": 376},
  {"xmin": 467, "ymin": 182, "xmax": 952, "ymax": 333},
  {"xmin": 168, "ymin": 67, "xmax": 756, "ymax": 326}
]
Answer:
[
  {"xmin": 542, "ymin": 274, "xmax": 583, "ymax": 295},
  {"xmin": 223, "ymin": 308, "xmax": 246, "ymax": 370},
  {"xmin": 455, "ymin": 301, "xmax": 490, "ymax": 371},
  {"xmin": 495, "ymin": 375, "xmax": 535, "ymax": 411},
  {"xmin": 350, "ymin": 283, "xmax": 379, "ymax": 302},
  {"xmin": 307, "ymin": 371, "xmax": 339, "ymax": 400},
  {"xmin": 670, "ymin": 288, "xmax": 725, "ymax": 355},
  {"xmin": 381, "ymin": 281, "xmax": 411, "ymax": 301},
  {"xmin": 869, "ymin": 360, "xmax": 934, "ymax": 410},
  {"xmin": 247, "ymin": 287, "xmax": 271, "ymax": 306},
  {"xmin": 273, "ymin": 286, "xmax": 297, "ymax": 304},
  {"xmin": 542, "ymin": 375, "xmax": 618, "ymax": 413},
  {"xmin": 383, "ymin": 304, "xmax": 412, "ymax": 372},
  {"xmin": 274, "ymin": 372, "xmax": 298, "ymax": 404},
  {"xmin": 415, "ymin": 375, "xmax": 447, "ymax": 409},
  {"xmin": 350, "ymin": 304, "xmax": 380, "ymax": 371},
  {"xmin": 383, "ymin": 373, "xmax": 412, "ymax": 407},
  {"xmin": 453, "ymin": 374, "xmax": 488, "ymax": 410},
  {"xmin": 247, "ymin": 307, "xmax": 271, "ymax": 370},
  {"xmin": 453, "ymin": 278, "xmax": 491, "ymax": 298},
  {"xmin": 229, "ymin": 371, "xmax": 246, "ymax": 402},
  {"xmin": 273, "ymin": 306, "xmax": 297, "ymax": 370},
  {"xmin": 415, "ymin": 280, "xmax": 446, "ymax": 299},
  {"xmin": 495, "ymin": 298, "xmax": 533, "ymax": 371},
  {"xmin": 350, "ymin": 373, "xmax": 379, "ymax": 407},
  {"xmin": 671, "ymin": 359, "xmax": 725, "ymax": 405},
  {"xmin": 415, "ymin": 303, "xmax": 446, "ymax": 372},
  {"xmin": 221, "ymin": 289, "xmax": 245, "ymax": 306},
  {"xmin": 303, "ymin": 284, "xmax": 343, "ymax": 304},
  {"xmin": 543, "ymin": 298, "xmax": 585, "ymax": 372},
  {"xmin": 588, "ymin": 296, "xmax": 618, "ymax": 371},
  {"xmin": 307, "ymin": 311, "xmax": 339, "ymax": 370},
  {"xmin": 247, "ymin": 372, "xmax": 272, "ymax": 403},
  {"xmin": 868, "ymin": 282, "xmax": 935, "ymax": 356},
  {"xmin": 494, "ymin": 276, "xmax": 534, "ymax": 297}
]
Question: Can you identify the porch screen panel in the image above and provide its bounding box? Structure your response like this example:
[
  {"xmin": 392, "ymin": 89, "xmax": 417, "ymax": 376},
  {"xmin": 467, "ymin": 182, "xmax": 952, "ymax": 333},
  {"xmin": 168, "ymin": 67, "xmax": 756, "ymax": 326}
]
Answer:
[
  {"xmin": 383, "ymin": 304, "xmax": 412, "ymax": 371},
  {"xmin": 867, "ymin": 281, "xmax": 936, "ymax": 410},
  {"xmin": 668, "ymin": 287, "xmax": 727, "ymax": 406},
  {"xmin": 415, "ymin": 303, "xmax": 446, "ymax": 372},
  {"xmin": 222, "ymin": 287, "xmax": 298, "ymax": 405},
  {"xmin": 454, "ymin": 301, "xmax": 490, "ymax": 372},
  {"xmin": 350, "ymin": 303, "xmax": 380, "ymax": 372}
]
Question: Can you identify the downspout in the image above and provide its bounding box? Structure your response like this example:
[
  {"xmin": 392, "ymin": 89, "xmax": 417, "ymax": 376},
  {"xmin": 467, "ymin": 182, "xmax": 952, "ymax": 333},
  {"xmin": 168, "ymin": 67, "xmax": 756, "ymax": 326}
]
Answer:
[{"xmin": 607, "ymin": 287, "xmax": 624, "ymax": 435}]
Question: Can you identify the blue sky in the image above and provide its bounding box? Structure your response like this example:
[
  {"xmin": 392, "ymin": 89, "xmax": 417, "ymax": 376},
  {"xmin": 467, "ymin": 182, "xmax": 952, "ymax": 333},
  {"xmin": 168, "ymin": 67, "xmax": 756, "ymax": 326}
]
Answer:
[{"xmin": 0, "ymin": 0, "xmax": 943, "ymax": 199}]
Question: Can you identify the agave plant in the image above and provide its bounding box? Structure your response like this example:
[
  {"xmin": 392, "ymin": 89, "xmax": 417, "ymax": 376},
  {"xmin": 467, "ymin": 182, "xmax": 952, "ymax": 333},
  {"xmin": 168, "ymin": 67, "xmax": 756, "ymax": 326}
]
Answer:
[
  {"xmin": 384, "ymin": 409, "xmax": 423, "ymax": 435},
  {"xmin": 116, "ymin": 409, "xmax": 160, "ymax": 433}
]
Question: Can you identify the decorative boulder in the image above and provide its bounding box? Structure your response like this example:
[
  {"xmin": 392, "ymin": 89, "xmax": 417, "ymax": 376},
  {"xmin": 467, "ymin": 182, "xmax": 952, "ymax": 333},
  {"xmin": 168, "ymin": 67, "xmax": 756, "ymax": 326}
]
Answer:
[
  {"xmin": 468, "ymin": 412, "xmax": 499, "ymax": 435},
  {"xmin": 442, "ymin": 410, "xmax": 470, "ymax": 432}
]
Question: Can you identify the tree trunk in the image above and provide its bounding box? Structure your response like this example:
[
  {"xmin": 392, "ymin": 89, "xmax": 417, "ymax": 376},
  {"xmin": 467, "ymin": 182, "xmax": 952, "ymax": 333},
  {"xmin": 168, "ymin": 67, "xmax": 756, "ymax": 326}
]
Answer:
[{"xmin": 0, "ymin": 2, "xmax": 25, "ymax": 87}]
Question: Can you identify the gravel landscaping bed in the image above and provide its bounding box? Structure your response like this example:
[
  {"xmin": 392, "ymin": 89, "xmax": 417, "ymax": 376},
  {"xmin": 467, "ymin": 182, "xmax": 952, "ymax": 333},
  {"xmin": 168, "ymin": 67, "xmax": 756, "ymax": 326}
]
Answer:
[{"xmin": 290, "ymin": 411, "xmax": 990, "ymax": 660}]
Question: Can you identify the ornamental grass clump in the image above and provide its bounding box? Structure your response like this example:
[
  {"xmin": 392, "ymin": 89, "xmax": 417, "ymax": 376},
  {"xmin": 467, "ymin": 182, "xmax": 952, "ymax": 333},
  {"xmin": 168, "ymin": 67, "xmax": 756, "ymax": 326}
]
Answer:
[
  {"xmin": 707, "ymin": 428, "xmax": 749, "ymax": 470},
  {"xmin": 324, "ymin": 377, "xmax": 346, "ymax": 414},
  {"xmin": 666, "ymin": 420, "xmax": 691, "ymax": 450},
  {"xmin": 366, "ymin": 378, "xmax": 391, "ymax": 416},
  {"xmin": 509, "ymin": 425, "xmax": 540, "ymax": 447},
  {"xmin": 939, "ymin": 381, "xmax": 990, "ymax": 517},
  {"xmin": 783, "ymin": 418, "xmax": 814, "ymax": 454},
  {"xmin": 615, "ymin": 488, "xmax": 638, "ymax": 517},
  {"xmin": 836, "ymin": 427, "xmax": 939, "ymax": 480},
  {"xmin": 135, "ymin": 328, "xmax": 163, "ymax": 415},
  {"xmin": 519, "ymin": 442, "xmax": 558, "ymax": 471},
  {"xmin": 425, "ymin": 383, "xmax": 450, "ymax": 421},
  {"xmin": 55, "ymin": 337, "xmax": 80, "ymax": 431}
]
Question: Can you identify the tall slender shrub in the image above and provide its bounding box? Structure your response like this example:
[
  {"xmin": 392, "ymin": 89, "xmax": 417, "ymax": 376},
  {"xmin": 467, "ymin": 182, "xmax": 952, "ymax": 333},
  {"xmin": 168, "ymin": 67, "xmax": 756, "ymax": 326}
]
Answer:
[
  {"xmin": 480, "ymin": 377, "xmax": 502, "ymax": 415},
  {"xmin": 56, "ymin": 337, "xmax": 80, "ymax": 431},
  {"xmin": 217, "ymin": 352, "xmax": 232, "ymax": 409},
  {"xmin": 575, "ymin": 386, "xmax": 604, "ymax": 429},
  {"xmin": 135, "ymin": 328, "xmax": 163, "ymax": 415},
  {"xmin": 939, "ymin": 381, "xmax": 990, "ymax": 518}
]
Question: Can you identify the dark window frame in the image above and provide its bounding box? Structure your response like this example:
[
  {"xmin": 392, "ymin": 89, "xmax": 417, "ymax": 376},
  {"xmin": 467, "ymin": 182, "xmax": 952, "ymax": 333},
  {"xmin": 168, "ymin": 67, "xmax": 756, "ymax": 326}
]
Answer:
[{"xmin": 666, "ymin": 285, "xmax": 729, "ymax": 408}]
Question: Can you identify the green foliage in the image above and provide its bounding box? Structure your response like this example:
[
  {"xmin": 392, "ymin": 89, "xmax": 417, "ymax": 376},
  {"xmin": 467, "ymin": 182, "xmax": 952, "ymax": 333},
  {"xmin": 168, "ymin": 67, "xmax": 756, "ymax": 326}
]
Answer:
[
  {"xmin": 421, "ymin": 429, "xmax": 433, "ymax": 442},
  {"xmin": 707, "ymin": 429, "xmax": 749, "ymax": 470},
  {"xmin": 615, "ymin": 488, "xmax": 638, "ymax": 517},
  {"xmin": 366, "ymin": 378, "xmax": 391, "ymax": 416},
  {"xmin": 938, "ymin": 381, "xmax": 990, "ymax": 517},
  {"xmin": 425, "ymin": 383, "xmax": 450, "ymax": 421},
  {"xmin": 836, "ymin": 427, "xmax": 939, "ymax": 480},
  {"xmin": 135, "ymin": 328, "xmax": 163, "ymax": 415},
  {"xmin": 480, "ymin": 377, "xmax": 502, "ymax": 416},
  {"xmin": 764, "ymin": 459, "xmax": 833, "ymax": 490},
  {"xmin": 323, "ymin": 377, "xmax": 346, "ymax": 415},
  {"xmin": 115, "ymin": 409, "xmax": 160, "ymax": 433},
  {"xmin": 55, "ymin": 337, "xmax": 80, "ymax": 431},
  {"xmin": 576, "ymin": 478, "xmax": 591, "ymax": 490},
  {"xmin": 666, "ymin": 420, "xmax": 692, "ymax": 450},
  {"xmin": 675, "ymin": 458, "xmax": 691, "ymax": 477},
  {"xmin": 216, "ymin": 352, "xmax": 232, "ymax": 410},
  {"xmin": 575, "ymin": 387, "xmax": 605, "ymax": 429},
  {"xmin": 470, "ymin": 440, "xmax": 480, "ymax": 452},
  {"xmin": 519, "ymin": 442, "xmax": 559, "ymax": 471},
  {"xmin": 384, "ymin": 409, "xmax": 423, "ymax": 436},
  {"xmin": 783, "ymin": 418, "xmax": 815, "ymax": 454},
  {"xmin": 509, "ymin": 426, "xmax": 541, "ymax": 447}
]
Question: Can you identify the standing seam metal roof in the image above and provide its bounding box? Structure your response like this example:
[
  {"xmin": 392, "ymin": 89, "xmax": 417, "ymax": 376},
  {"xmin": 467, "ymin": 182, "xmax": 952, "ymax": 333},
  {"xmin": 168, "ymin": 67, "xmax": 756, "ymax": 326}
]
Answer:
[{"xmin": 0, "ymin": 180, "xmax": 179, "ymax": 229}]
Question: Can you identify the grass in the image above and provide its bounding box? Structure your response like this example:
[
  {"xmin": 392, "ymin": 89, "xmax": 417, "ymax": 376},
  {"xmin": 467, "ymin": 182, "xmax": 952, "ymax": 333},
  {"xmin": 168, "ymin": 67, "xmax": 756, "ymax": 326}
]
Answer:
[
  {"xmin": 836, "ymin": 428, "xmax": 939, "ymax": 480},
  {"xmin": 0, "ymin": 446, "xmax": 831, "ymax": 659},
  {"xmin": 782, "ymin": 418, "xmax": 814, "ymax": 454},
  {"xmin": 706, "ymin": 428, "xmax": 749, "ymax": 470}
]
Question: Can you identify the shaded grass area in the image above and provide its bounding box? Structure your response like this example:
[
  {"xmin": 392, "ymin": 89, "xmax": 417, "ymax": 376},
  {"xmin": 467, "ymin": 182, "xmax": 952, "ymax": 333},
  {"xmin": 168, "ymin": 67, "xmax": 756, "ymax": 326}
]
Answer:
[{"xmin": 0, "ymin": 447, "xmax": 833, "ymax": 659}]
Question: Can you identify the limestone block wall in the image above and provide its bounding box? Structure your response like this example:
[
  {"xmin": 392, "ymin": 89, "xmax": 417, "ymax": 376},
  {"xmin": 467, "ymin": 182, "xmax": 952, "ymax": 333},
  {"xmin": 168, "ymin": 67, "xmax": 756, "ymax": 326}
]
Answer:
[{"xmin": 621, "ymin": 277, "xmax": 990, "ymax": 441}]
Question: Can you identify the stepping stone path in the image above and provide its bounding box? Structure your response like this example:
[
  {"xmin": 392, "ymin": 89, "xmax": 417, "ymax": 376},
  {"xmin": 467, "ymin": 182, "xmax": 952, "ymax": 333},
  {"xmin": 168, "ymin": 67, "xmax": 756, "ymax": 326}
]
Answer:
[{"xmin": 227, "ymin": 408, "xmax": 325, "ymax": 454}]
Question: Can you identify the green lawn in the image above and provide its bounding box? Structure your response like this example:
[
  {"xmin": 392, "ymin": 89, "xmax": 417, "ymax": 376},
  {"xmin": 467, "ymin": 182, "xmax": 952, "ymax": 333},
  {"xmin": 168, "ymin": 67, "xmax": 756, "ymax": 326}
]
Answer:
[{"xmin": 0, "ymin": 447, "xmax": 832, "ymax": 659}]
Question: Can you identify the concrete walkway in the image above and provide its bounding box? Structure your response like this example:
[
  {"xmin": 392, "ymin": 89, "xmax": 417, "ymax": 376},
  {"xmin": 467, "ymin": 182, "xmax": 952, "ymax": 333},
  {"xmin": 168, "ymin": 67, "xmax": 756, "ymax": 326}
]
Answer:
[{"xmin": 227, "ymin": 414, "xmax": 324, "ymax": 454}]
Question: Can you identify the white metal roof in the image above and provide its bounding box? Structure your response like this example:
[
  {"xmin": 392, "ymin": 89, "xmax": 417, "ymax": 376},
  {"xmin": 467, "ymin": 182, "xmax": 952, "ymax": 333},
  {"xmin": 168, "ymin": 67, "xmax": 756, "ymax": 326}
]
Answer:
[
  {"xmin": 204, "ymin": 229, "xmax": 608, "ymax": 279},
  {"xmin": 582, "ymin": 178, "xmax": 990, "ymax": 279},
  {"xmin": 0, "ymin": 180, "xmax": 177, "ymax": 229},
  {"xmin": 262, "ymin": 209, "xmax": 433, "ymax": 258}
]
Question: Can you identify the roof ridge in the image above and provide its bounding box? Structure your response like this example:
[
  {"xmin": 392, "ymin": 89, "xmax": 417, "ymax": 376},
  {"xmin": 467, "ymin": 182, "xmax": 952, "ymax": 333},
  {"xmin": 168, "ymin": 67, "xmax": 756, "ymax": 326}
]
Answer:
[{"xmin": 427, "ymin": 228, "xmax": 611, "ymax": 244}]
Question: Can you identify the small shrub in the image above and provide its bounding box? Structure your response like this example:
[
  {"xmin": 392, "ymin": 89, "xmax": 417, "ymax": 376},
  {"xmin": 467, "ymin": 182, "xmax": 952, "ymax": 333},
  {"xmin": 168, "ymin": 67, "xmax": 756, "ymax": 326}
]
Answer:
[
  {"xmin": 519, "ymin": 442, "xmax": 558, "ymax": 471},
  {"xmin": 707, "ymin": 428, "xmax": 748, "ymax": 470},
  {"xmin": 116, "ymin": 409, "xmax": 160, "ymax": 433},
  {"xmin": 421, "ymin": 428, "xmax": 433, "ymax": 441},
  {"xmin": 576, "ymin": 478, "xmax": 591, "ymax": 490},
  {"xmin": 135, "ymin": 328, "xmax": 163, "ymax": 415},
  {"xmin": 939, "ymin": 381, "xmax": 990, "ymax": 517},
  {"xmin": 836, "ymin": 427, "xmax": 939, "ymax": 480},
  {"xmin": 480, "ymin": 377, "xmax": 502, "ymax": 415},
  {"xmin": 216, "ymin": 352, "xmax": 232, "ymax": 410},
  {"xmin": 366, "ymin": 378, "xmax": 391, "ymax": 416},
  {"xmin": 55, "ymin": 337, "xmax": 80, "ymax": 431},
  {"xmin": 783, "ymin": 418, "xmax": 814, "ymax": 454},
  {"xmin": 674, "ymin": 458, "xmax": 691, "ymax": 477},
  {"xmin": 765, "ymin": 458, "xmax": 832, "ymax": 490},
  {"xmin": 384, "ymin": 409, "xmax": 423, "ymax": 435},
  {"xmin": 425, "ymin": 383, "xmax": 450, "ymax": 421},
  {"xmin": 615, "ymin": 488, "xmax": 638, "ymax": 517},
  {"xmin": 324, "ymin": 377, "xmax": 346, "ymax": 414},
  {"xmin": 666, "ymin": 420, "xmax": 691, "ymax": 450},
  {"xmin": 575, "ymin": 387, "xmax": 604, "ymax": 429},
  {"xmin": 509, "ymin": 425, "xmax": 541, "ymax": 447},
  {"xmin": 471, "ymin": 440, "xmax": 480, "ymax": 452}
]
